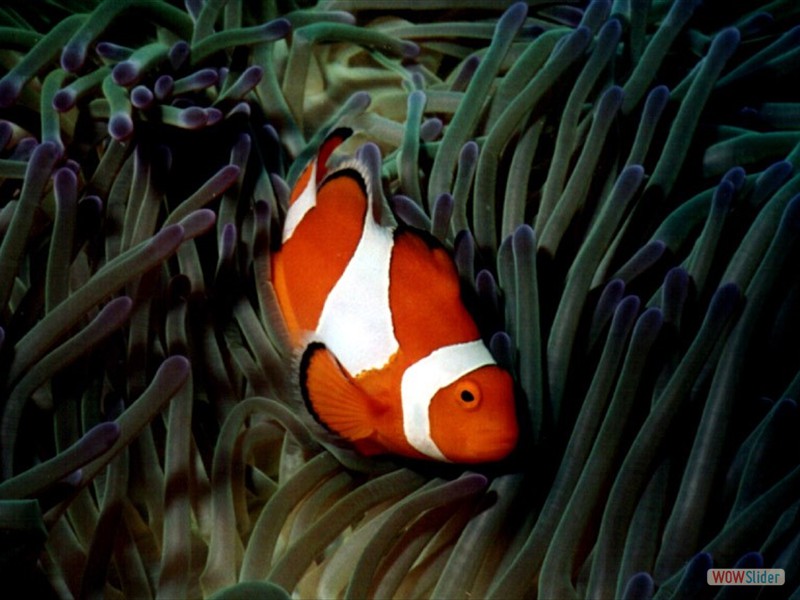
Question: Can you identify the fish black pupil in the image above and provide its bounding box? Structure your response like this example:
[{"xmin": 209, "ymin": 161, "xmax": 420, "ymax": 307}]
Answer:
[{"xmin": 460, "ymin": 390, "xmax": 475, "ymax": 402}]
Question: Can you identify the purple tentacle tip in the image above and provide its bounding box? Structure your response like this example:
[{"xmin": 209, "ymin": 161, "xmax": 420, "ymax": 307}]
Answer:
[
  {"xmin": 708, "ymin": 283, "xmax": 741, "ymax": 323},
  {"xmin": 205, "ymin": 107, "xmax": 223, "ymax": 126},
  {"xmin": 637, "ymin": 307, "xmax": 664, "ymax": 337},
  {"xmin": 81, "ymin": 421, "xmax": 122, "ymax": 456},
  {"xmin": 420, "ymin": 118, "xmax": 443, "ymax": 141},
  {"xmin": 181, "ymin": 106, "xmax": 208, "ymax": 129},
  {"xmin": 180, "ymin": 209, "xmax": 217, "ymax": 238},
  {"xmin": 263, "ymin": 18, "xmax": 291, "ymax": 40},
  {"xmin": 226, "ymin": 102, "xmax": 251, "ymax": 118},
  {"xmin": 433, "ymin": 192, "xmax": 454, "ymax": 215},
  {"xmin": 401, "ymin": 41, "xmax": 420, "ymax": 59},
  {"xmin": 161, "ymin": 355, "xmax": 191, "ymax": 381},
  {"xmin": 112, "ymin": 61, "xmax": 140, "ymax": 87},
  {"xmin": 54, "ymin": 166, "xmax": 77, "ymax": 196},
  {"xmin": 109, "ymin": 114, "xmax": 134, "ymax": 140},
  {"xmin": 348, "ymin": 91, "xmax": 372, "ymax": 112},
  {"xmin": 155, "ymin": 75, "xmax": 174, "ymax": 100},
  {"xmin": 615, "ymin": 296, "xmax": 642, "ymax": 327},
  {"xmin": 184, "ymin": 68, "xmax": 219, "ymax": 91},
  {"xmin": 622, "ymin": 572, "xmax": 654, "ymax": 600},
  {"xmin": 219, "ymin": 222, "xmax": 237, "ymax": 260},
  {"xmin": 781, "ymin": 193, "xmax": 800, "ymax": 233},
  {"xmin": 356, "ymin": 142, "xmax": 382, "ymax": 172},
  {"xmin": 513, "ymin": 223, "xmax": 536, "ymax": 254},
  {"xmin": 490, "ymin": 331, "xmax": 514, "ymax": 369},
  {"xmin": 96, "ymin": 42, "xmax": 129, "ymax": 61},
  {"xmin": 53, "ymin": 88, "xmax": 78, "ymax": 112},
  {"xmin": 460, "ymin": 141, "xmax": 480, "ymax": 168},
  {"xmin": 243, "ymin": 65, "xmax": 264, "ymax": 86},
  {"xmin": 152, "ymin": 224, "xmax": 186, "ymax": 254},
  {"xmin": 131, "ymin": 85, "xmax": 154, "ymax": 109},
  {"xmin": 32, "ymin": 140, "xmax": 63, "ymax": 166},
  {"xmin": 61, "ymin": 43, "xmax": 85, "ymax": 73},
  {"xmin": 476, "ymin": 268, "xmax": 498, "ymax": 294},
  {"xmin": 169, "ymin": 41, "xmax": 190, "ymax": 70},
  {"xmin": 502, "ymin": 2, "xmax": 529, "ymax": 30},
  {"xmin": 0, "ymin": 78, "xmax": 22, "ymax": 109}
]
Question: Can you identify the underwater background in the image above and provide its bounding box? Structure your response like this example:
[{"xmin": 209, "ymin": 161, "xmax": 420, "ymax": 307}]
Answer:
[{"xmin": 1, "ymin": 0, "xmax": 800, "ymax": 598}]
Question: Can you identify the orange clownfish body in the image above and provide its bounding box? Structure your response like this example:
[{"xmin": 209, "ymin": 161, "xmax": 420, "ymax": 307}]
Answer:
[{"xmin": 271, "ymin": 132, "xmax": 518, "ymax": 463}]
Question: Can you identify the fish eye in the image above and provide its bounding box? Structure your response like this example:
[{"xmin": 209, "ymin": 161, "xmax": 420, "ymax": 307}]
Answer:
[{"xmin": 456, "ymin": 381, "xmax": 481, "ymax": 410}]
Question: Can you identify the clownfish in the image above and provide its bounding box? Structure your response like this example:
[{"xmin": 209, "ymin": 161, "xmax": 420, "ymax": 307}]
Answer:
[{"xmin": 271, "ymin": 130, "xmax": 518, "ymax": 463}]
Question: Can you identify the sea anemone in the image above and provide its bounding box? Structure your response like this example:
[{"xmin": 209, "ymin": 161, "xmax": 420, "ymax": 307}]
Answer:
[{"xmin": 1, "ymin": 1, "xmax": 799, "ymax": 598}]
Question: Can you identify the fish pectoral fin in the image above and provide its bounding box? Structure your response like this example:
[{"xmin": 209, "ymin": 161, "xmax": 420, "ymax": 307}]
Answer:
[{"xmin": 300, "ymin": 342, "xmax": 376, "ymax": 442}]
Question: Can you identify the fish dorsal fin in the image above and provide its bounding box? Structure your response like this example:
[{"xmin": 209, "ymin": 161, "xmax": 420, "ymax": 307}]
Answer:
[
  {"xmin": 316, "ymin": 128, "xmax": 352, "ymax": 183},
  {"xmin": 300, "ymin": 342, "xmax": 376, "ymax": 442},
  {"xmin": 328, "ymin": 142, "xmax": 393, "ymax": 228},
  {"xmin": 283, "ymin": 129, "xmax": 355, "ymax": 242},
  {"xmin": 288, "ymin": 127, "xmax": 353, "ymax": 206}
]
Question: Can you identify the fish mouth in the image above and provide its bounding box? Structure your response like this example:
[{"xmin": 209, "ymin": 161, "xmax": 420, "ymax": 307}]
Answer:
[
  {"xmin": 484, "ymin": 424, "xmax": 520, "ymax": 459},
  {"xmin": 449, "ymin": 428, "xmax": 518, "ymax": 464},
  {"xmin": 484, "ymin": 434, "xmax": 519, "ymax": 461}
]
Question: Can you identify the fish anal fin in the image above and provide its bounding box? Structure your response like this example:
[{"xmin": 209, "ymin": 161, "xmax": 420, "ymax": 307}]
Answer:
[{"xmin": 300, "ymin": 342, "xmax": 376, "ymax": 442}]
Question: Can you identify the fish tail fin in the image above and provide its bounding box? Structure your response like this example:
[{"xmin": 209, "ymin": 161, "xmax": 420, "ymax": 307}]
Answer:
[{"xmin": 299, "ymin": 342, "xmax": 376, "ymax": 443}]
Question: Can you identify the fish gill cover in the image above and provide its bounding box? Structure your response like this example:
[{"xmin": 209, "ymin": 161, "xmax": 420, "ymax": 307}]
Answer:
[{"xmin": 0, "ymin": 0, "xmax": 799, "ymax": 598}]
